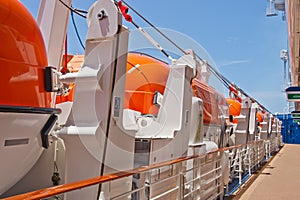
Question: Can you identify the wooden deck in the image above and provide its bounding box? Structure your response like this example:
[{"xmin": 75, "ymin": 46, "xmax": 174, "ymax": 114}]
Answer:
[{"xmin": 233, "ymin": 144, "xmax": 300, "ymax": 200}]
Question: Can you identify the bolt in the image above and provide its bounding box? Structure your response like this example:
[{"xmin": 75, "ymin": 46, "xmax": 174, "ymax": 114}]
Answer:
[{"xmin": 97, "ymin": 10, "xmax": 106, "ymax": 20}]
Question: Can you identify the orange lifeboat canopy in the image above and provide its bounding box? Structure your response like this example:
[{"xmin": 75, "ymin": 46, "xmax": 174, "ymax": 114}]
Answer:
[
  {"xmin": 191, "ymin": 79, "xmax": 224, "ymax": 125},
  {"xmin": 0, "ymin": 0, "xmax": 50, "ymax": 107},
  {"xmin": 55, "ymin": 53, "xmax": 170, "ymax": 113},
  {"xmin": 124, "ymin": 53, "xmax": 170, "ymax": 115},
  {"xmin": 226, "ymin": 98, "xmax": 241, "ymax": 123},
  {"xmin": 226, "ymin": 98, "xmax": 241, "ymax": 116},
  {"xmin": 257, "ymin": 111, "xmax": 264, "ymax": 123}
]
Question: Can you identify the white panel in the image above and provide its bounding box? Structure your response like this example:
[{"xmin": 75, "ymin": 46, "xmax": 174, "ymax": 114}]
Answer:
[
  {"xmin": 37, "ymin": 0, "xmax": 71, "ymax": 69},
  {"xmin": 0, "ymin": 113, "xmax": 49, "ymax": 195}
]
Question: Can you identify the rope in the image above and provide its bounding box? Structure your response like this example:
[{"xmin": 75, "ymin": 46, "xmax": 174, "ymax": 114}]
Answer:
[
  {"xmin": 58, "ymin": 0, "xmax": 86, "ymax": 18},
  {"xmin": 118, "ymin": 0, "xmax": 187, "ymax": 56},
  {"xmin": 119, "ymin": 0, "xmax": 273, "ymax": 114},
  {"xmin": 57, "ymin": 0, "xmax": 272, "ymax": 114},
  {"xmin": 71, "ymin": 11, "xmax": 85, "ymax": 50},
  {"xmin": 130, "ymin": 20, "xmax": 173, "ymax": 61}
]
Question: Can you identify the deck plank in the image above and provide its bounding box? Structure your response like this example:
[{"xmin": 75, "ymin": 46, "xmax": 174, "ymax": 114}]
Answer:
[{"xmin": 238, "ymin": 144, "xmax": 300, "ymax": 200}]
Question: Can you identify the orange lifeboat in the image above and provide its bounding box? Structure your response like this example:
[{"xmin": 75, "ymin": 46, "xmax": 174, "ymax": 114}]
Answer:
[
  {"xmin": 0, "ymin": 0, "xmax": 60, "ymax": 195},
  {"xmin": 57, "ymin": 52, "xmax": 228, "ymax": 126},
  {"xmin": 192, "ymin": 78, "xmax": 227, "ymax": 125},
  {"xmin": 125, "ymin": 53, "xmax": 227, "ymax": 125},
  {"xmin": 55, "ymin": 53, "xmax": 170, "ymax": 116},
  {"xmin": 257, "ymin": 111, "xmax": 264, "ymax": 127},
  {"xmin": 257, "ymin": 112, "xmax": 264, "ymax": 123},
  {"xmin": 124, "ymin": 53, "xmax": 169, "ymax": 115},
  {"xmin": 226, "ymin": 98, "xmax": 242, "ymax": 116},
  {"xmin": 0, "ymin": 0, "xmax": 51, "ymax": 107},
  {"xmin": 226, "ymin": 98, "xmax": 242, "ymax": 123}
]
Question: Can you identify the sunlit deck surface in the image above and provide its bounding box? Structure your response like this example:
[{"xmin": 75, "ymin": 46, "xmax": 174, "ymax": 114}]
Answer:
[{"xmin": 232, "ymin": 144, "xmax": 300, "ymax": 200}]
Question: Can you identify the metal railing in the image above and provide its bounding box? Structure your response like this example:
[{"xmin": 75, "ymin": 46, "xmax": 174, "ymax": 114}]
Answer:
[{"xmin": 4, "ymin": 136, "xmax": 283, "ymax": 200}]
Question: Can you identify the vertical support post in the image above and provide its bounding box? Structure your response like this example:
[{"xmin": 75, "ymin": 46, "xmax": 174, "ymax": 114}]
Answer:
[
  {"xmin": 267, "ymin": 141, "xmax": 270, "ymax": 159},
  {"xmin": 37, "ymin": 0, "xmax": 72, "ymax": 70},
  {"xmin": 99, "ymin": 182, "xmax": 111, "ymax": 200},
  {"xmin": 265, "ymin": 141, "xmax": 270, "ymax": 160},
  {"xmin": 139, "ymin": 172, "xmax": 146, "ymax": 200},
  {"xmin": 193, "ymin": 156, "xmax": 201, "ymax": 199},
  {"xmin": 177, "ymin": 162, "xmax": 184, "ymax": 200},
  {"xmin": 226, "ymin": 182, "xmax": 229, "ymax": 196},
  {"xmin": 238, "ymin": 149, "xmax": 242, "ymax": 185},
  {"xmin": 248, "ymin": 145, "xmax": 251, "ymax": 175},
  {"xmin": 268, "ymin": 141, "xmax": 271, "ymax": 158},
  {"xmin": 217, "ymin": 152, "xmax": 223, "ymax": 199},
  {"xmin": 264, "ymin": 141, "xmax": 267, "ymax": 160},
  {"xmin": 256, "ymin": 144, "xmax": 260, "ymax": 168},
  {"xmin": 284, "ymin": 57, "xmax": 286, "ymax": 89},
  {"xmin": 145, "ymin": 171, "xmax": 150, "ymax": 200}
]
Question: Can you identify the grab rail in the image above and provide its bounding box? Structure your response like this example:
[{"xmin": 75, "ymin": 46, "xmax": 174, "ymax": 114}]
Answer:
[{"xmin": 3, "ymin": 136, "xmax": 283, "ymax": 200}]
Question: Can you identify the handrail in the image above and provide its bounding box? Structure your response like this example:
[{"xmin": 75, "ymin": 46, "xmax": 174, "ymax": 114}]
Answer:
[{"xmin": 3, "ymin": 137, "xmax": 280, "ymax": 200}]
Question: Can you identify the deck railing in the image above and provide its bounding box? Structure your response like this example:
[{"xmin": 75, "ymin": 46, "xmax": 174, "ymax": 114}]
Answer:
[{"xmin": 4, "ymin": 136, "xmax": 283, "ymax": 200}]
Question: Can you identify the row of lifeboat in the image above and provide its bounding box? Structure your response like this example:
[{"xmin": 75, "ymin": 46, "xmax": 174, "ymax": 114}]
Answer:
[
  {"xmin": 0, "ymin": 0, "xmax": 275, "ymax": 197},
  {"xmin": 56, "ymin": 52, "xmax": 266, "ymax": 130}
]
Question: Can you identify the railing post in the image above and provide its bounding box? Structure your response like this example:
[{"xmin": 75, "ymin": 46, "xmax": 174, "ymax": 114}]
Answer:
[
  {"xmin": 264, "ymin": 141, "xmax": 267, "ymax": 160},
  {"xmin": 270, "ymin": 139, "xmax": 272, "ymax": 154},
  {"xmin": 139, "ymin": 172, "xmax": 146, "ymax": 200},
  {"xmin": 177, "ymin": 162, "xmax": 184, "ymax": 200},
  {"xmin": 256, "ymin": 142, "xmax": 259, "ymax": 167},
  {"xmin": 193, "ymin": 157, "xmax": 200, "ymax": 199},
  {"xmin": 265, "ymin": 140, "xmax": 270, "ymax": 160},
  {"xmin": 225, "ymin": 183, "xmax": 229, "ymax": 196},
  {"xmin": 98, "ymin": 181, "xmax": 111, "ymax": 200},
  {"xmin": 238, "ymin": 149, "xmax": 242, "ymax": 185},
  {"xmin": 145, "ymin": 171, "xmax": 150, "ymax": 200},
  {"xmin": 225, "ymin": 151, "xmax": 230, "ymax": 196},
  {"xmin": 217, "ymin": 152, "xmax": 223, "ymax": 199},
  {"xmin": 247, "ymin": 145, "xmax": 251, "ymax": 175}
]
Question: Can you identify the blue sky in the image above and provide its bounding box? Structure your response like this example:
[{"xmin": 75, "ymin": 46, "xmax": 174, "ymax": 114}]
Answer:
[{"xmin": 21, "ymin": 0, "xmax": 288, "ymax": 113}]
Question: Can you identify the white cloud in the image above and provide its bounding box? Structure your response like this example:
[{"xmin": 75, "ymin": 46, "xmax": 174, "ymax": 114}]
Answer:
[{"xmin": 219, "ymin": 59, "xmax": 250, "ymax": 67}]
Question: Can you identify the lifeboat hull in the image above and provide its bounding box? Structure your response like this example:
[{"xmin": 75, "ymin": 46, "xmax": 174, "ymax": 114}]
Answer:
[
  {"xmin": 0, "ymin": 107, "xmax": 59, "ymax": 195},
  {"xmin": 0, "ymin": 0, "xmax": 58, "ymax": 194}
]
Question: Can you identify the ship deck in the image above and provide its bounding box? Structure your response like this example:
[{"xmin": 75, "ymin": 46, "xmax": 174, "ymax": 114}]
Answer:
[{"xmin": 232, "ymin": 144, "xmax": 300, "ymax": 200}]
